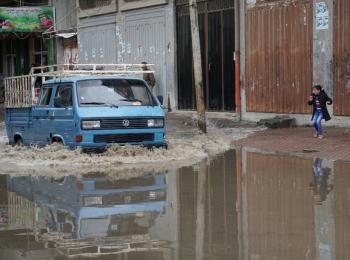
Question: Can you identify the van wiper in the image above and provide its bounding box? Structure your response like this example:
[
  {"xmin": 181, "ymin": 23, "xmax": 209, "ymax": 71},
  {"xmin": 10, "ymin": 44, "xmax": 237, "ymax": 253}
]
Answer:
[
  {"xmin": 120, "ymin": 98, "xmax": 143, "ymax": 103},
  {"xmin": 81, "ymin": 102, "xmax": 106, "ymax": 105},
  {"xmin": 81, "ymin": 102, "xmax": 118, "ymax": 108}
]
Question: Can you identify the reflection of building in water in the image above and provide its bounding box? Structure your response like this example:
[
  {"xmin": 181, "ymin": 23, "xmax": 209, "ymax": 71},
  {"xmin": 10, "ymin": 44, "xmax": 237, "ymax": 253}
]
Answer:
[
  {"xmin": 310, "ymin": 158, "xmax": 333, "ymax": 205},
  {"xmin": 0, "ymin": 175, "xmax": 8, "ymax": 229},
  {"xmin": 2, "ymin": 150, "xmax": 350, "ymax": 259},
  {"xmin": 0, "ymin": 151, "xmax": 239, "ymax": 260},
  {"xmin": 177, "ymin": 150, "xmax": 239, "ymax": 260},
  {"xmin": 334, "ymin": 161, "xmax": 350, "ymax": 260},
  {"xmin": 240, "ymin": 151, "xmax": 316, "ymax": 259},
  {"xmin": 236, "ymin": 149, "xmax": 350, "ymax": 260},
  {"xmin": 0, "ymin": 173, "xmax": 175, "ymax": 258}
]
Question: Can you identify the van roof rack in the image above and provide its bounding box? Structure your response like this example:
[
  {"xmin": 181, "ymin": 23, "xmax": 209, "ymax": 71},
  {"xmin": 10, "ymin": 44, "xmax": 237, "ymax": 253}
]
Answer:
[
  {"xmin": 4, "ymin": 63, "xmax": 155, "ymax": 108},
  {"xmin": 28, "ymin": 63, "xmax": 155, "ymax": 78}
]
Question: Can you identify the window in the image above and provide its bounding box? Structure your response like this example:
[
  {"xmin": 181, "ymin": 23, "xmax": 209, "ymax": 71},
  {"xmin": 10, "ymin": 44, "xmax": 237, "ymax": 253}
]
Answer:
[
  {"xmin": 33, "ymin": 38, "xmax": 48, "ymax": 67},
  {"xmin": 55, "ymin": 85, "xmax": 73, "ymax": 107},
  {"xmin": 77, "ymin": 79, "xmax": 156, "ymax": 107},
  {"xmin": 119, "ymin": 0, "xmax": 167, "ymax": 11},
  {"xmin": 39, "ymin": 88, "xmax": 53, "ymax": 106},
  {"xmin": 79, "ymin": 0, "xmax": 112, "ymax": 10}
]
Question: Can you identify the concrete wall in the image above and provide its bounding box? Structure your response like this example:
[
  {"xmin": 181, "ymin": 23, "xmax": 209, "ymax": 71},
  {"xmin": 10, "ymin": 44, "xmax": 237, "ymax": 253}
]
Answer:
[
  {"xmin": 78, "ymin": 14, "xmax": 117, "ymax": 64},
  {"xmin": 115, "ymin": 2, "xmax": 177, "ymax": 106},
  {"xmin": 53, "ymin": 0, "xmax": 77, "ymax": 32},
  {"xmin": 53, "ymin": 0, "xmax": 78, "ymax": 65},
  {"xmin": 77, "ymin": 0, "xmax": 117, "ymax": 18},
  {"xmin": 76, "ymin": 0, "xmax": 177, "ymax": 109}
]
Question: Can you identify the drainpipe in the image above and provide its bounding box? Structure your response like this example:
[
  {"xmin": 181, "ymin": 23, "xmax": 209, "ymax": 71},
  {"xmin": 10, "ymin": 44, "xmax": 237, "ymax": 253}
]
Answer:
[
  {"xmin": 234, "ymin": 0, "xmax": 241, "ymax": 118},
  {"xmin": 47, "ymin": 38, "xmax": 56, "ymax": 66},
  {"xmin": 235, "ymin": 51, "xmax": 241, "ymax": 115}
]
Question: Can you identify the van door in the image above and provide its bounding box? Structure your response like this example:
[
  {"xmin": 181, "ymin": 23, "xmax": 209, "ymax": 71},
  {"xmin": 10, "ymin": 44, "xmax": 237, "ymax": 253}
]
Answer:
[
  {"xmin": 32, "ymin": 86, "xmax": 54, "ymax": 144},
  {"xmin": 51, "ymin": 84, "xmax": 75, "ymax": 145}
]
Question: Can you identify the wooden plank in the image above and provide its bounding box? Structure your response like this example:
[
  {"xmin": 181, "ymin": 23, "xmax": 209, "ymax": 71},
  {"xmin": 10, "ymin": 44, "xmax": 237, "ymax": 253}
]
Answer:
[
  {"xmin": 16, "ymin": 78, "xmax": 19, "ymax": 107},
  {"xmin": 4, "ymin": 76, "xmax": 32, "ymax": 108},
  {"xmin": 4, "ymin": 80, "xmax": 7, "ymax": 107},
  {"xmin": 20, "ymin": 78, "xmax": 23, "ymax": 107}
]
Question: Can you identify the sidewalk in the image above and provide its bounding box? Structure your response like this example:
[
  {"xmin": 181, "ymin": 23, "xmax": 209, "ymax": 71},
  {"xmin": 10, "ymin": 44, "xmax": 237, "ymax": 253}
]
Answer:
[{"xmin": 233, "ymin": 126, "xmax": 350, "ymax": 161}]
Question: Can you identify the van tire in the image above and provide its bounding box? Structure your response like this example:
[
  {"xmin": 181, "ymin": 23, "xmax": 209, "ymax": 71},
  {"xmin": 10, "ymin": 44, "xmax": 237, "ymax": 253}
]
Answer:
[
  {"xmin": 52, "ymin": 137, "xmax": 63, "ymax": 145},
  {"xmin": 14, "ymin": 135, "xmax": 23, "ymax": 146}
]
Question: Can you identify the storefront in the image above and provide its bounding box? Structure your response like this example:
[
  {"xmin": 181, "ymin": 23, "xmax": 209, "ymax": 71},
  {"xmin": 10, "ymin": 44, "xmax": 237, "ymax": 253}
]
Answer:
[{"xmin": 0, "ymin": 6, "xmax": 55, "ymax": 77}]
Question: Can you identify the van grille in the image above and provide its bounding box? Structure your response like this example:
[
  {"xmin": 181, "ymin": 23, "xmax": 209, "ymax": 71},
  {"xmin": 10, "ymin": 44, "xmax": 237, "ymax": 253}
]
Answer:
[
  {"xmin": 100, "ymin": 118, "xmax": 148, "ymax": 129},
  {"xmin": 93, "ymin": 133, "xmax": 154, "ymax": 143},
  {"xmin": 95, "ymin": 177, "xmax": 156, "ymax": 189}
]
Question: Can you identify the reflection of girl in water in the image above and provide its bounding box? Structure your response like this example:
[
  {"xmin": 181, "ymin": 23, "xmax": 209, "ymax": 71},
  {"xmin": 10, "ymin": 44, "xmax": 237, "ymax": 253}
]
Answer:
[{"xmin": 310, "ymin": 158, "xmax": 333, "ymax": 205}]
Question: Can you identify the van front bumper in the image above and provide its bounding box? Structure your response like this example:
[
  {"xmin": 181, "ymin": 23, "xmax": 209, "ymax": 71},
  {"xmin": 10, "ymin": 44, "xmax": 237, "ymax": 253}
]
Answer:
[{"xmin": 76, "ymin": 128, "xmax": 166, "ymax": 148}]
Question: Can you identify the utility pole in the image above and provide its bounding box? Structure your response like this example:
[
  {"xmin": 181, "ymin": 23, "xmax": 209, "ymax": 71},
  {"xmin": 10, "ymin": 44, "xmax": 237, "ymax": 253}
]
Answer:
[
  {"xmin": 195, "ymin": 162, "xmax": 207, "ymax": 260},
  {"xmin": 189, "ymin": 0, "xmax": 207, "ymax": 133}
]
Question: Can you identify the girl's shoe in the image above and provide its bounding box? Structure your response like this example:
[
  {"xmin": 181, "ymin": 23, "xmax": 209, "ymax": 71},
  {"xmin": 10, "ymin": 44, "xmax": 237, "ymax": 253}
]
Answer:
[
  {"xmin": 314, "ymin": 133, "xmax": 318, "ymax": 138},
  {"xmin": 318, "ymin": 135, "xmax": 324, "ymax": 139}
]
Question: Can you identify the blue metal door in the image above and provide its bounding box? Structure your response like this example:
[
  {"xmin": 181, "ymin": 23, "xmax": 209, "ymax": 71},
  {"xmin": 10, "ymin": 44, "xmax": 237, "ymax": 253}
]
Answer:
[
  {"xmin": 32, "ymin": 86, "xmax": 54, "ymax": 144},
  {"xmin": 51, "ymin": 84, "xmax": 75, "ymax": 145}
]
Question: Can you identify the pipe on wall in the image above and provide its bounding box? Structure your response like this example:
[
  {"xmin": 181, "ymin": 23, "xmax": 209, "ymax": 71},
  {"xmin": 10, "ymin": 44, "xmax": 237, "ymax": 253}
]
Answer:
[{"xmin": 234, "ymin": 0, "xmax": 241, "ymax": 116}]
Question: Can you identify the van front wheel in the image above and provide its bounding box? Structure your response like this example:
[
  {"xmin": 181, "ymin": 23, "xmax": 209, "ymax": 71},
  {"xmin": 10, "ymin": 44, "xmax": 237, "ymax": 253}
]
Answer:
[
  {"xmin": 52, "ymin": 137, "xmax": 64, "ymax": 146},
  {"xmin": 14, "ymin": 135, "xmax": 23, "ymax": 146}
]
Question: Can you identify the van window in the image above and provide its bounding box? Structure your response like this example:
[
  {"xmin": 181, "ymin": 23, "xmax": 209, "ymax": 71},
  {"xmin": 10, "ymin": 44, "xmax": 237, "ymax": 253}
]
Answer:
[
  {"xmin": 39, "ymin": 87, "xmax": 52, "ymax": 106},
  {"xmin": 77, "ymin": 79, "xmax": 156, "ymax": 107},
  {"xmin": 55, "ymin": 85, "xmax": 73, "ymax": 107}
]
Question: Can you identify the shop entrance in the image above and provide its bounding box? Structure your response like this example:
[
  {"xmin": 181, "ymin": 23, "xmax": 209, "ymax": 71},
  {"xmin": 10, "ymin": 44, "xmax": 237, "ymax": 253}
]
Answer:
[{"xmin": 176, "ymin": 0, "xmax": 235, "ymax": 111}]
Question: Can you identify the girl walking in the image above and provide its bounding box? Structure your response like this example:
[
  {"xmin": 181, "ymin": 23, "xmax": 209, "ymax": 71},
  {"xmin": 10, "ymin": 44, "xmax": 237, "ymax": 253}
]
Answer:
[{"xmin": 308, "ymin": 85, "xmax": 333, "ymax": 139}]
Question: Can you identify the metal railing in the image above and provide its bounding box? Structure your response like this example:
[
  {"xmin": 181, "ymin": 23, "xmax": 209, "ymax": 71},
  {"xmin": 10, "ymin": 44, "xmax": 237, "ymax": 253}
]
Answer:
[{"xmin": 4, "ymin": 64, "xmax": 154, "ymax": 108}]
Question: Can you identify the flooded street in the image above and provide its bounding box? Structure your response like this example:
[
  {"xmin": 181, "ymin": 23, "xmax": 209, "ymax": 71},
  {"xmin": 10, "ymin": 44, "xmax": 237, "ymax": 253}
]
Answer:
[
  {"xmin": 0, "ymin": 149, "xmax": 349, "ymax": 260},
  {"xmin": 0, "ymin": 116, "xmax": 260, "ymax": 177}
]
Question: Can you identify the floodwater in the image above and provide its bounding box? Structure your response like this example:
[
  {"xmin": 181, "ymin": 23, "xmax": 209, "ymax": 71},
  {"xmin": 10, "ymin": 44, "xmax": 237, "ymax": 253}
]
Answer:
[
  {"xmin": 0, "ymin": 121, "xmax": 260, "ymax": 176},
  {"xmin": 0, "ymin": 149, "xmax": 349, "ymax": 260}
]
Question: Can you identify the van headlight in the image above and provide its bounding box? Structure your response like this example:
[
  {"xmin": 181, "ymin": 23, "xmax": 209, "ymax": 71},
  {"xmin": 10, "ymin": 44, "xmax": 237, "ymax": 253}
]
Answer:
[
  {"xmin": 147, "ymin": 119, "xmax": 164, "ymax": 128},
  {"xmin": 82, "ymin": 120, "xmax": 101, "ymax": 129}
]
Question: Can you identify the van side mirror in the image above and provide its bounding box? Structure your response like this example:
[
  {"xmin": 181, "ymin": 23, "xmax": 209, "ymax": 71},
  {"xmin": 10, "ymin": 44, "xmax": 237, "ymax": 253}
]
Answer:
[
  {"xmin": 157, "ymin": 95, "xmax": 163, "ymax": 105},
  {"xmin": 54, "ymin": 97, "xmax": 63, "ymax": 107}
]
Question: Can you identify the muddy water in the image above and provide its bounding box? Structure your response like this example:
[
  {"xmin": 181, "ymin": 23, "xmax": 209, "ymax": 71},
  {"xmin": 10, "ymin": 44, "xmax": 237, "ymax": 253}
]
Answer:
[
  {"xmin": 0, "ymin": 149, "xmax": 349, "ymax": 260},
  {"xmin": 0, "ymin": 121, "xmax": 260, "ymax": 177}
]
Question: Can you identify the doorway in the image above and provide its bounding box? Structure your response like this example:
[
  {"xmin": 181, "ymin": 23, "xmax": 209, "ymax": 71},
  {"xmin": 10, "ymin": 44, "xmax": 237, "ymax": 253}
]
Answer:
[{"xmin": 176, "ymin": 0, "xmax": 235, "ymax": 111}]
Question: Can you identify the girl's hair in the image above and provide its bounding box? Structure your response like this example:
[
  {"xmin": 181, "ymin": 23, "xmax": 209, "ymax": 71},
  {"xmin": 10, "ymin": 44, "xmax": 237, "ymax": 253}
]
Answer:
[{"xmin": 313, "ymin": 85, "xmax": 322, "ymax": 91}]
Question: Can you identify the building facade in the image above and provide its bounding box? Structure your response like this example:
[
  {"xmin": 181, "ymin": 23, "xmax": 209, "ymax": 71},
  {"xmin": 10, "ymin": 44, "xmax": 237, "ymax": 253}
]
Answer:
[
  {"xmin": 76, "ymin": 0, "xmax": 177, "ymax": 109},
  {"xmin": 0, "ymin": 0, "xmax": 349, "ymax": 126},
  {"xmin": 0, "ymin": 0, "xmax": 53, "ymax": 78},
  {"xmin": 176, "ymin": 0, "xmax": 236, "ymax": 112},
  {"xmin": 240, "ymin": 0, "xmax": 350, "ymax": 126}
]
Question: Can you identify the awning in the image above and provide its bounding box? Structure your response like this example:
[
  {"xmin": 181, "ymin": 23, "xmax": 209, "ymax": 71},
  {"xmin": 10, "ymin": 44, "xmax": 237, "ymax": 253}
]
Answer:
[{"xmin": 56, "ymin": 32, "xmax": 77, "ymax": 39}]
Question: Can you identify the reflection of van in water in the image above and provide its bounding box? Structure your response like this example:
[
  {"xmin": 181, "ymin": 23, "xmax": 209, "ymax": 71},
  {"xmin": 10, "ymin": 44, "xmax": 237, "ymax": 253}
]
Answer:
[
  {"xmin": 9, "ymin": 174, "xmax": 167, "ymax": 240},
  {"xmin": 4, "ymin": 64, "xmax": 166, "ymax": 148}
]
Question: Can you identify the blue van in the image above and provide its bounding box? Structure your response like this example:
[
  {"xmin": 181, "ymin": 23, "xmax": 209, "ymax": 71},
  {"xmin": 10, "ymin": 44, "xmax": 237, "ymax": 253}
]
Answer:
[{"xmin": 4, "ymin": 75, "xmax": 166, "ymax": 148}]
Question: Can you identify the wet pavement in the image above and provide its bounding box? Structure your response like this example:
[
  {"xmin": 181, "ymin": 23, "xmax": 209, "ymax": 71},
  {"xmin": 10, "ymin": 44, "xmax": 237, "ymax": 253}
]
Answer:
[
  {"xmin": 234, "ymin": 126, "xmax": 350, "ymax": 161},
  {"xmin": 1, "ymin": 149, "xmax": 349, "ymax": 260}
]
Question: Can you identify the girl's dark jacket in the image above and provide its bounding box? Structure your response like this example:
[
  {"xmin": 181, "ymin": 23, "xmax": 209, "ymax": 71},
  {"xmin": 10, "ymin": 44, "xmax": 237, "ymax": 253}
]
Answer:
[{"xmin": 308, "ymin": 90, "xmax": 333, "ymax": 121}]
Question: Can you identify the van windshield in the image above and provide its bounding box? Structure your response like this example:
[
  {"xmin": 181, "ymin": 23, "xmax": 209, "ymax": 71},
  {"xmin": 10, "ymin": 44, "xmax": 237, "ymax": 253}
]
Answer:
[{"xmin": 77, "ymin": 79, "xmax": 157, "ymax": 107}]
